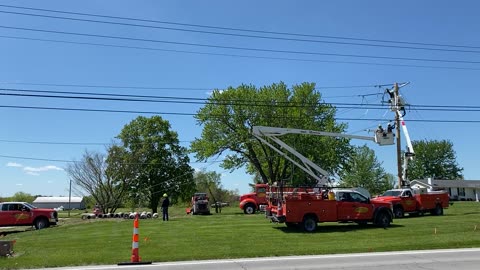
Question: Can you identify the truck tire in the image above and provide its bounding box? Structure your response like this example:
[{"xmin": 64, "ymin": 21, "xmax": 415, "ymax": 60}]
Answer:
[
  {"xmin": 433, "ymin": 204, "xmax": 444, "ymax": 216},
  {"xmin": 244, "ymin": 204, "xmax": 256, "ymax": 214},
  {"xmin": 375, "ymin": 211, "xmax": 391, "ymax": 228},
  {"xmin": 302, "ymin": 215, "xmax": 317, "ymax": 232},
  {"xmin": 393, "ymin": 205, "xmax": 404, "ymax": 218},
  {"xmin": 34, "ymin": 217, "xmax": 49, "ymax": 230}
]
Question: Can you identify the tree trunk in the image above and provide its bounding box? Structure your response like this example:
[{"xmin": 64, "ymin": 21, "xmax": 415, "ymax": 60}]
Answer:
[{"xmin": 150, "ymin": 194, "xmax": 160, "ymax": 213}]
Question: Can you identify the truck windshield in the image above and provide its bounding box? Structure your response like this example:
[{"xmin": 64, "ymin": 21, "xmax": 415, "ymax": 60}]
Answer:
[
  {"xmin": 23, "ymin": 202, "xmax": 37, "ymax": 209},
  {"xmin": 382, "ymin": 190, "xmax": 402, "ymax": 196}
]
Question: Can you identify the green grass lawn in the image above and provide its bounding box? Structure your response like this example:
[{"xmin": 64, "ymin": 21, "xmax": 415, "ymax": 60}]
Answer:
[{"xmin": 1, "ymin": 202, "xmax": 479, "ymax": 269}]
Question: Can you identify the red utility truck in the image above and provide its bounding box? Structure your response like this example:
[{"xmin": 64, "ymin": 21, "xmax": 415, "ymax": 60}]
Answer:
[
  {"xmin": 0, "ymin": 202, "xmax": 58, "ymax": 229},
  {"xmin": 371, "ymin": 188, "xmax": 449, "ymax": 218},
  {"xmin": 266, "ymin": 186, "xmax": 394, "ymax": 232},
  {"xmin": 252, "ymin": 125, "xmax": 395, "ymax": 232},
  {"xmin": 186, "ymin": 193, "xmax": 211, "ymax": 215},
  {"xmin": 239, "ymin": 183, "xmax": 269, "ymax": 214}
]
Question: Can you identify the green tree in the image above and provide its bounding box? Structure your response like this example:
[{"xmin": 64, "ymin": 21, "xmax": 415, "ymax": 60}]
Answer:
[
  {"xmin": 191, "ymin": 82, "xmax": 350, "ymax": 186},
  {"xmin": 407, "ymin": 139, "xmax": 463, "ymax": 180},
  {"xmin": 113, "ymin": 116, "xmax": 195, "ymax": 213},
  {"xmin": 11, "ymin": 192, "xmax": 35, "ymax": 203},
  {"xmin": 338, "ymin": 145, "xmax": 393, "ymax": 195},
  {"xmin": 66, "ymin": 151, "xmax": 129, "ymax": 214}
]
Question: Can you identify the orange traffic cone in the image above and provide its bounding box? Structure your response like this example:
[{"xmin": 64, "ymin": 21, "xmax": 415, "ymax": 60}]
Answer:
[
  {"xmin": 131, "ymin": 213, "xmax": 140, "ymax": 262},
  {"xmin": 118, "ymin": 213, "xmax": 152, "ymax": 266}
]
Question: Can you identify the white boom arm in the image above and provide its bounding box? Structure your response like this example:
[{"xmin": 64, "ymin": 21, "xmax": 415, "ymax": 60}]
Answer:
[
  {"xmin": 399, "ymin": 116, "xmax": 415, "ymax": 158},
  {"xmin": 252, "ymin": 126, "xmax": 393, "ymax": 186}
]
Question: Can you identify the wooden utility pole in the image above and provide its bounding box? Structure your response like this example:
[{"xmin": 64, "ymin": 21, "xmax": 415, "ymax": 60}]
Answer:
[{"xmin": 393, "ymin": 83, "xmax": 403, "ymax": 188}]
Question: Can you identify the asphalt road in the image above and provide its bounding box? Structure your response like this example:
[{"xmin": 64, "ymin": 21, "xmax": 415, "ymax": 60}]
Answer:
[{"xmin": 40, "ymin": 248, "xmax": 480, "ymax": 270}]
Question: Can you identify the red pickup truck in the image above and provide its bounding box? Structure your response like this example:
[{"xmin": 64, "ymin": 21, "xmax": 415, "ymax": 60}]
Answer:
[
  {"xmin": 0, "ymin": 202, "xmax": 58, "ymax": 229},
  {"xmin": 371, "ymin": 188, "xmax": 450, "ymax": 218}
]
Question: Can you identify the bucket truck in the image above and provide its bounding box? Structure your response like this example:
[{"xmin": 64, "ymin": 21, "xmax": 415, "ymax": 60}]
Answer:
[{"xmin": 252, "ymin": 126, "xmax": 394, "ymax": 232}]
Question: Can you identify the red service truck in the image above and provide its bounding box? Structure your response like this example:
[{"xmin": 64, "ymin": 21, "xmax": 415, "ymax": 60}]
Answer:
[
  {"xmin": 0, "ymin": 202, "xmax": 58, "ymax": 229},
  {"xmin": 371, "ymin": 188, "xmax": 449, "ymax": 218},
  {"xmin": 265, "ymin": 186, "xmax": 393, "ymax": 232}
]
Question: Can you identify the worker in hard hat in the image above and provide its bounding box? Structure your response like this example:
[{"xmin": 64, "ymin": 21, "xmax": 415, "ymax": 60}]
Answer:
[{"xmin": 161, "ymin": 193, "xmax": 170, "ymax": 221}]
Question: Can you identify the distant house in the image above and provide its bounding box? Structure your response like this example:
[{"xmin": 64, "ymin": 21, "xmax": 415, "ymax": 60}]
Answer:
[
  {"xmin": 410, "ymin": 178, "xmax": 480, "ymax": 202},
  {"xmin": 32, "ymin": 196, "xmax": 86, "ymax": 210}
]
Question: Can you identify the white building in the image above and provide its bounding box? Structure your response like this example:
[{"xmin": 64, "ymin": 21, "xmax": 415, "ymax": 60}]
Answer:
[
  {"xmin": 32, "ymin": 196, "xmax": 86, "ymax": 210},
  {"xmin": 410, "ymin": 179, "xmax": 480, "ymax": 202}
]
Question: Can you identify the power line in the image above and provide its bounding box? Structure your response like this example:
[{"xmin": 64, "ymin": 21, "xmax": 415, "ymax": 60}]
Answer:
[
  {"xmin": 0, "ymin": 139, "xmax": 191, "ymax": 145},
  {"xmin": 1, "ymin": 3, "xmax": 479, "ymax": 51},
  {"xmin": 0, "ymin": 81, "xmax": 392, "ymax": 91},
  {"xmin": 2, "ymin": 25, "xmax": 480, "ymax": 65},
  {"xmin": 3, "ymin": 88, "xmax": 480, "ymax": 111},
  {"xmin": 0, "ymin": 154, "xmax": 222, "ymax": 164},
  {"xmin": 0, "ymin": 82, "xmax": 212, "ymax": 91},
  {"xmin": 2, "ymin": 35, "xmax": 479, "ymax": 71},
  {"xmin": 3, "ymin": 9, "xmax": 480, "ymax": 54},
  {"xmin": 1, "ymin": 104, "xmax": 479, "ymax": 123}
]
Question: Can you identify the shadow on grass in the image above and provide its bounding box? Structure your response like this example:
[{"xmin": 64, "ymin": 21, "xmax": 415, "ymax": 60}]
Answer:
[{"xmin": 272, "ymin": 223, "xmax": 404, "ymax": 233}]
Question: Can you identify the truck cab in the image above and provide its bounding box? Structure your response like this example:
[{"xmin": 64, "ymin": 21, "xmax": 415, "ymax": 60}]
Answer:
[{"xmin": 239, "ymin": 184, "xmax": 268, "ymax": 214}]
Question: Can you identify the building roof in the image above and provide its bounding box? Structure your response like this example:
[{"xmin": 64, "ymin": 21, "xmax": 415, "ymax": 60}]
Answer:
[
  {"xmin": 33, "ymin": 197, "xmax": 84, "ymax": 203},
  {"xmin": 413, "ymin": 179, "xmax": 480, "ymax": 188}
]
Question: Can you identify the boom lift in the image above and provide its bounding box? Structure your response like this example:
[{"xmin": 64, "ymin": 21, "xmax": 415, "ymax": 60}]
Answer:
[
  {"xmin": 252, "ymin": 126, "xmax": 394, "ymax": 187},
  {"xmin": 252, "ymin": 126, "xmax": 395, "ymax": 231}
]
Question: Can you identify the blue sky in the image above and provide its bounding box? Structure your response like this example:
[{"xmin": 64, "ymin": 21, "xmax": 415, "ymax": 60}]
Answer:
[{"xmin": 1, "ymin": 0, "xmax": 479, "ymax": 198}]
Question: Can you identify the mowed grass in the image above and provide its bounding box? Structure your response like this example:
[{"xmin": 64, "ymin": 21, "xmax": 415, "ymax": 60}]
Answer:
[{"xmin": 1, "ymin": 202, "xmax": 480, "ymax": 269}]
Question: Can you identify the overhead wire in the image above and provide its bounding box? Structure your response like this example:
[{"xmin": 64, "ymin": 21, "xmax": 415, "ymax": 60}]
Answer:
[
  {"xmin": 1, "ymin": 104, "xmax": 479, "ymax": 123},
  {"xmin": 2, "ymin": 25, "xmax": 480, "ymax": 66},
  {"xmin": 2, "ymin": 9, "xmax": 480, "ymax": 54},
  {"xmin": 0, "ymin": 81, "xmax": 394, "ymax": 91},
  {"xmin": 1, "ymin": 3, "xmax": 479, "ymax": 50},
  {"xmin": 1, "ymin": 35, "xmax": 479, "ymax": 71},
  {"xmin": 3, "ymin": 87, "xmax": 480, "ymax": 111}
]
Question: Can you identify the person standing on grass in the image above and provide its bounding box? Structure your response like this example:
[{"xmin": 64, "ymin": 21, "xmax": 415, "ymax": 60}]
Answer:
[{"xmin": 161, "ymin": 193, "xmax": 170, "ymax": 221}]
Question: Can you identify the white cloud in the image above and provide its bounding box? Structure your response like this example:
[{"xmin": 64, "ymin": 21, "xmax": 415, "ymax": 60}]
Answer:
[
  {"xmin": 16, "ymin": 183, "xmax": 23, "ymax": 186},
  {"xmin": 206, "ymin": 90, "xmax": 224, "ymax": 96},
  {"xmin": 6, "ymin": 162, "xmax": 22, "ymax": 167},
  {"xmin": 23, "ymin": 165, "xmax": 64, "ymax": 172},
  {"xmin": 26, "ymin": 172, "xmax": 40, "ymax": 176}
]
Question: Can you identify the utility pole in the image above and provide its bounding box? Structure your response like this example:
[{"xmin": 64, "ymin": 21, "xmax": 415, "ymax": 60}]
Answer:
[
  {"xmin": 392, "ymin": 83, "xmax": 404, "ymax": 188},
  {"xmin": 68, "ymin": 179, "xmax": 72, "ymax": 217}
]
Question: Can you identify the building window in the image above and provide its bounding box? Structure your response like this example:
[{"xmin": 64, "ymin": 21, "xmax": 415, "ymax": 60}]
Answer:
[{"xmin": 457, "ymin": 188, "xmax": 465, "ymax": 197}]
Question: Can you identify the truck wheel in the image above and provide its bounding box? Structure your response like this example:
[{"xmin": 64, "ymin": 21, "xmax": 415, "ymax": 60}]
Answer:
[
  {"xmin": 434, "ymin": 204, "xmax": 444, "ymax": 216},
  {"xmin": 34, "ymin": 218, "xmax": 49, "ymax": 230},
  {"xmin": 393, "ymin": 206, "xmax": 404, "ymax": 218},
  {"xmin": 375, "ymin": 212, "xmax": 391, "ymax": 228},
  {"xmin": 244, "ymin": 204, "xmax": 256, "ymax": 214},
  {"xmin": 302, "ymin": 216, "xmax": 317, "ymax": 232}
]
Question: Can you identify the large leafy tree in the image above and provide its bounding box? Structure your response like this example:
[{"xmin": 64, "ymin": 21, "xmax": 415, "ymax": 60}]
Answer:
[
  {"xmin": 112, "ymin": 116, "xmax": 195, "ymax": 213},
  {"xmin": 66, "ymin": 151, "xmax": 129, "ymax": 214},
  {"xmin": 338, "ymin": 145, "xmax": 393, "ymax": 195},
  {"xmin": 191, "ymin": 82, "xmax": 351, "ymax": 186},
  {"xmin": 407, "ymin": 139, "xmax": 463, "ymax": 180}
]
